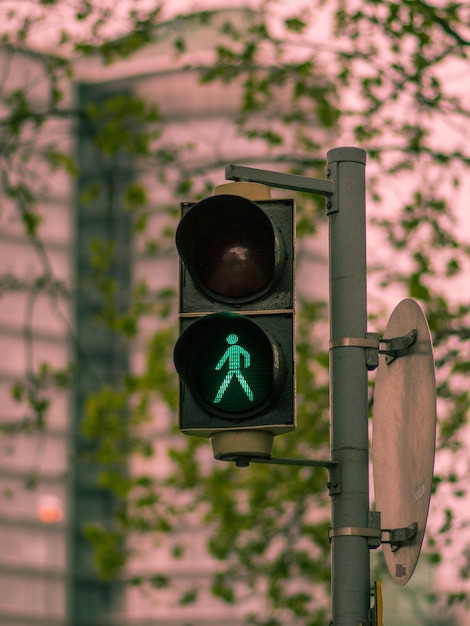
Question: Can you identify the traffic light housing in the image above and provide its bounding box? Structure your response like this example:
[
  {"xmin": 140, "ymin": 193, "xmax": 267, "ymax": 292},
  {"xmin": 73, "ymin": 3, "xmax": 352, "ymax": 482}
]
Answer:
[{"xmin": 174, "ymin": 184, "xmax": 295, "ymax": 458}]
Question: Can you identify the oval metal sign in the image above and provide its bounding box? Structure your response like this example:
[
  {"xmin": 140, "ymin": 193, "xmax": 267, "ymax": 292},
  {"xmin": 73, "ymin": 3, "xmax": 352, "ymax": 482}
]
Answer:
[{"xmin": 372, "ymin": 299, "xmax": 437, "ymax": 585}]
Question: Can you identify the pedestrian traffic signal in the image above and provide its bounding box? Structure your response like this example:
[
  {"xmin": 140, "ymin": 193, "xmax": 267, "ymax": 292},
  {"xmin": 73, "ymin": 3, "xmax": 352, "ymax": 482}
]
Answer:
[
  {"xmin": 174, "ymin": 311, "xmax": 291, "ymax": 421},
  {"xmin": 173, "ymin": 184, "xmax": 295, "ymax": 457}
]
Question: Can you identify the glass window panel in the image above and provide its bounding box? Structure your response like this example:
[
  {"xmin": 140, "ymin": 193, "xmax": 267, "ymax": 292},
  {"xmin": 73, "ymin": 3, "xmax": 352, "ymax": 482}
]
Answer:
[
  {"xmin": 0, "ymin": 432, "xmax": 67, "ymax": 474},
  {"xmin": 0, "ymin": 572, "xmax": 65, "ymax": 615}
]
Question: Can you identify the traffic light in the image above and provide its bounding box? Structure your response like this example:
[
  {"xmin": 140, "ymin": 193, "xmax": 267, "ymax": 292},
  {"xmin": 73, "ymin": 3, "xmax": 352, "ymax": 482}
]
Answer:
[{"xmin": 173, "ymin": 184, "xmax": 295, "ymax": 458}]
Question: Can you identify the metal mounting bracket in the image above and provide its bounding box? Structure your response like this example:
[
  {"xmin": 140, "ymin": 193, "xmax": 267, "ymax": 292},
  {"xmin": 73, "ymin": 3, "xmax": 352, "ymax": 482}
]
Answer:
[
  {"xmin": 381, "ymin": 522, "xmax": 418, "ymax": 552},
  {"xmin": 379, "ymin": 328, "xmax": 417, "ymax": 364},
  {"xmin": 225, "ymin": 164, "xmax": 335, "ymax": 196},
  {"xmin": 228, "ymin": 455, "xmax": 341, "ymax": 495},
  {"xmin": 328, "ymin": 512, "xmax": 418, "ymax": 551},
  {"xmin": 330, "ymin": 328, "xmax": 418, "ymax": 369}
]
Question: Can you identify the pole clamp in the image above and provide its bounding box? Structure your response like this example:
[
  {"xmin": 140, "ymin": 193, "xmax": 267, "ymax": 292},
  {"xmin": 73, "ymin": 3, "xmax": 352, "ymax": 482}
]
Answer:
[
  {"xmin": 328, "ymin": 525, "xmax": 382, "ymax": 549},
  {"xmin": 329, "ymin": 333, "xmax": 379, "ymax": 371},
  {"xmin": 329, "ymin": 512, "xmax": 418, "ymax": 550},
  {"xmin": 330, "ymin": 328, "xmax": 418, "ymax": 370}
]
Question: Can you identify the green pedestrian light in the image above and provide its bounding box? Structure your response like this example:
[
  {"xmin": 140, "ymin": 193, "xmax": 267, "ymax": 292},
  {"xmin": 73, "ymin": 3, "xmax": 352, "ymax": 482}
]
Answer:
[
  {"xmin": 174, "ymin": 185, "xmax": 295, "ymax": 457},
  {"xmin": 174, "ymin": 312, "xmax": 288, "ymax": 423},
  {"xmin": 213, "ymin": 333, "xmax": 254, "ymax": 405}
]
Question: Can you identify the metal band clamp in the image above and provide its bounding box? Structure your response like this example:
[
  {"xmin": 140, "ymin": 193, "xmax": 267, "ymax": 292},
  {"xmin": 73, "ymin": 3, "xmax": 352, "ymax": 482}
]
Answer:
[
  {"xmin": 329, "ymin": 329, "xmax": 418, "ymax": 369},
  {"xmin": 330, "ymin": 334, "xmax": 380, "ymax": 370},
  {"xmin": 329, "ymin": 337, "xmax": 379, "ymax": 350},
  {"xmin": 329, "ymin": 526, "xmax": 381, "ymax": 541},
  {"xmin": 329, "ymin": 521, "xmax": 418, "ymax": 551},
  {"xmin": 329, "ymin": 526, "xmax": 381, "ymax": 539}
]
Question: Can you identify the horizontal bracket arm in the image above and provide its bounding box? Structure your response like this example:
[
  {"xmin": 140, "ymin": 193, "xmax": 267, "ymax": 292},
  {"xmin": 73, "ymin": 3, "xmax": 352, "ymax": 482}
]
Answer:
[
  {"xmin": 225, "ymin": 164, "xmax": 335, "ymax": 196},
  {"xmin": 226, "ymin": 455, "xmax": 341, "ymax": 495}
]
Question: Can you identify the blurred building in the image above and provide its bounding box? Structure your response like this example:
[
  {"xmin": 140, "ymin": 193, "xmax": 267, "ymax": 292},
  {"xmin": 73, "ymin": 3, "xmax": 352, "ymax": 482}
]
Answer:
[
  {"xmin": 0, "ymin": 8, "xmax": 328, "ymax": 625},
  {"xmin": 0, "ymin": 42, "xmax": 74, "ymax": 625}
]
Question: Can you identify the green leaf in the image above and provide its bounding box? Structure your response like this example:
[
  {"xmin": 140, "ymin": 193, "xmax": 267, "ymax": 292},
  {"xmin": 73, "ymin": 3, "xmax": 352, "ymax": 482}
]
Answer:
[{"xmin": 284, "ymin": 17, "xmax": 307, "ymax": 33}]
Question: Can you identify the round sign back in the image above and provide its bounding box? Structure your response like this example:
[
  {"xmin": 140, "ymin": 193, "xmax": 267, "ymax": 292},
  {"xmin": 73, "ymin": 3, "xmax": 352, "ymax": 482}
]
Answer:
[{"xmin": 372, "ymin": 299, "xmax": 437, "ymax": 585}]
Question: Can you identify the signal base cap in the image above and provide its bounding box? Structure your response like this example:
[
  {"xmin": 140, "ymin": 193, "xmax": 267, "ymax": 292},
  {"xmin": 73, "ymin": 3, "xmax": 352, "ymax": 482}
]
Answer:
[{"xmin": 211, "ymin": 430, "xmax": 274, "ymax": 461}]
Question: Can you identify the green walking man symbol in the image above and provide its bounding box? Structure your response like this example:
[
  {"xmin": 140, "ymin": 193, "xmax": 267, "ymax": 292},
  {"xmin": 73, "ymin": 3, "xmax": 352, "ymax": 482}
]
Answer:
[{"xmin": 214, "ymin": 333, "xmax": 254, "ymax": 403}]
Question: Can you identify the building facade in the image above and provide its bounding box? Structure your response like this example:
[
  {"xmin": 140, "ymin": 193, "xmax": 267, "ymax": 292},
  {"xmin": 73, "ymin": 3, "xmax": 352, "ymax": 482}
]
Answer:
[{"xmin": 0, "ymin": 8, "xmax": 328, "ymax": 625}]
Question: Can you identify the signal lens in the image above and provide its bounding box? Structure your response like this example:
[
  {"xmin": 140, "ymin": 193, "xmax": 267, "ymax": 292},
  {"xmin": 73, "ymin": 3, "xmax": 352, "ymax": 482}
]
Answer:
[
  {"xmin": 174, "ymin": 313, "xmax": 282, "ymax": 420},
  {"xmin": 176, "ymin": 195, "xmax": 276, "ymax": 303},
  {"xmin": 194, "ymin": 209, "xmax": 274, "ymax": 299}
]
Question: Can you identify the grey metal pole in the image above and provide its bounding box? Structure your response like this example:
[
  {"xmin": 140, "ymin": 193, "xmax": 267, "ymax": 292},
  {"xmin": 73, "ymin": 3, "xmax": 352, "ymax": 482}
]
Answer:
[{"xmin": 327, "ymin": 147, "xmax": 369, "ymax": 625}]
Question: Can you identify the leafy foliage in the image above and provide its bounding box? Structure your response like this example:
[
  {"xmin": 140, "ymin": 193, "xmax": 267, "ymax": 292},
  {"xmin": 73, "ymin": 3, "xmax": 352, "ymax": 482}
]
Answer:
[{"xmin": 1, "ymin": 1, "xmax": 470, "ymax": 625}]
